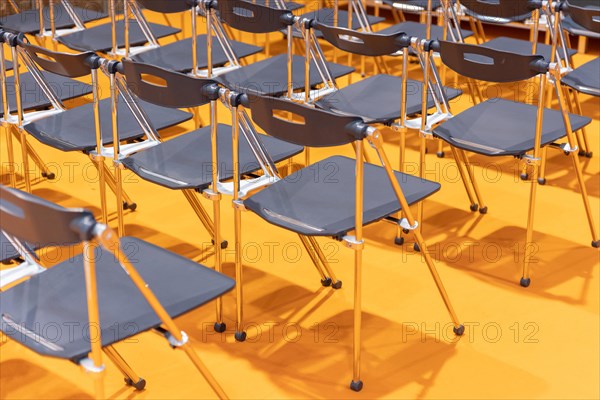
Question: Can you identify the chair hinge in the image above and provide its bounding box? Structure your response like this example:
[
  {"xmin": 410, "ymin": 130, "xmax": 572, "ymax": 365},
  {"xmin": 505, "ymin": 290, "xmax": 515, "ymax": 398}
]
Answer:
[
  {"xmin": 166, "ymin": 331, "xmax": 189, "ymax": 348},
  {"xmin": 233, "ymin": 199, "xmax": 246, "ymax": 211},
  {"xmin": 522, "ymin": 154, "xmax": 541, "ymax": 167},
  {"xmin": 80, "ymin": 358, "xmax": 105, "ymax": 373},
  {"xmin": 202, "ymin": 189, "xmax": 222, "ymax": 201},
  {"xmin": 399, "ymin": 218, "xmax": 419, "ymax": 231},
  {"xmin": 343, "ymin": 235, "xmax": 365, "ymax": 250},
  {"xmin": 560, "ymin": 142, "xmax": 578, "ymax": 154},
  {"xmin": 420, "ymin": 129, "xmax": 435, "ymax": 140}
]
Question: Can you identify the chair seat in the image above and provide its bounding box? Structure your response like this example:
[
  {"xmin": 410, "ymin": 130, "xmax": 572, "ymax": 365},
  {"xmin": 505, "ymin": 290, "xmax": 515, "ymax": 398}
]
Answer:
[
  {"xmin": 481, "ymin": 37, "xmax": 578, "ymax": 61},
  {"xmin": 283, "ymin": 9, "xmax": 385, "ymax": 39},
  {"xmin": 562, "ymin": 57, "xmax": 600, "ymax": 97},
  {"xmin": 57, "ymin": 20, "xmax": 180, "ymax": 53},
  {"xmin": 0, "ymin": 71, "xmax": 92, "ymax": 118},
  {"xmin": 215, "ymin": 54, "xmax": 355, "ymax": 96},
  {"xmin": 315, "ymin": 74, "xmax": 462, "ymax": 124},
  {"xmin": 378, "ymin": 21, "xmax": 474, "ymax": 42},
  {"xmin": 244, "ymin": 155, "xmax": 441, "ymax": 237},
  {"xmin": 130, "ymin": 35, "xmax": 262, "ymax": 73},
  {"xmin": 0, "ymin": 5, "xmax": 108, "ymax": 34},
  {"xmin": 432, "ymin": 98, "xmax": 591, "ymax": 157},
  {"xmin": 4, "ymin": 60, "xmax": 13, "ymax": 71},
  {"xmin": 380, "ymin": 0, "xmax": 442, "ymax": 11},
  {"xmin": 0, "ymin": 236, "xmax": 235, "ymax": 361},
  {"xmin": 562, "ymin": 16, "xmax": 600, "ymax": 39},
  {"xmin": 1, "ymin": 233, "xmax": 19, "ymax": 263},
  {"xmin": 25, "ymin": 98, "xmax": 192, "ymax": 152},
  {"xmin": 121, "ymin": 123, "xmax": 304, "ymax": 190}
]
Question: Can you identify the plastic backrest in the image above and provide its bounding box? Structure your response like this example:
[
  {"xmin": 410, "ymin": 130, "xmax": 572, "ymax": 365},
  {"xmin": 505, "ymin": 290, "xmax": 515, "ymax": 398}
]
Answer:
[
  {"xmin": 0, "ymin": 186, "xmax": 96, "ymax": 246},
  {"xmin": 437, "ymin": 40, "xmax": 546, "ymax": 82},
  {"xmin": 136, "ymin": 0, "xmax": 196, "ymax": 13},
  {"xmin": 246, "ymin": 95, "xmax": 366, "ymax": 147},
  {"xmin": 216, "ymin": 0, "xmax": 293, "ymax": 33},
  {"xmin": 460, "ymin": 0, "xmax": 540, "ymax": 23},
  {"xmin": 564, "ymin": 0, "xmax": 600, "ymax": 33},
  {"xmin": 18, "ymin": 37, "xmax": 96, "ymax": 78},
  {"xmin": 121, "ymin": 59, "xmax": 219, "ymax": 108},
  {"xmin": 316, "ymin": 23, "xmax": 410, "ymax": 56}
]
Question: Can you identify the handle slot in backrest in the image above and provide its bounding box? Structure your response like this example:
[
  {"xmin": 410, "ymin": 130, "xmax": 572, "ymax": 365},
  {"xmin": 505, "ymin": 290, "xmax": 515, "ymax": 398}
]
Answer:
[
  {"xmin": 460, "ymin": 0, "xmax": 538, "ymax": 23},
  {"xmin": 122, "ymin": 59, "xmax": 218, "ymax": 108},
  {"xmin": 246, "ymin": 94, "xmax": 365, "ymax": 147},
  {"xmin": 565, "ymin": 0, "xmax": 600, "ymax": 32},
  {"xmin": 438, "ymin": 40, "xmax": 544, "ymax": 83},
  {"xmin": 19, "ymin": 39, "xmax": 95, "ymax": 78},
  {"xmin": 317, "ymin": 22, "xmax": 409, "ymax": 56},
  {"xmin": 217, "ymin": 0, "xmax": 292, "ymax": 33}
]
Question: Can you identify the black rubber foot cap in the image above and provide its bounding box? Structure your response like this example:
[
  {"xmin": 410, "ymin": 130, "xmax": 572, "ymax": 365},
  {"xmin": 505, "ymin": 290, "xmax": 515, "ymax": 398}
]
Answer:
[
  {"xmin": 578, "ymin": 150, "xmax": 586, "ymax": 156},
  {"xmin": 520, "ymin": 277, "xmax": 531, "ymax": 288},
  {"xmin": 234, "ymin": 331, "xmax": 247, "ymax": 342},
  {"xmin": 41, "ymin": 172, "xmax": 55, "ymax": 180},
  {"xmin": 470, "ymin": 203, "xmax": 479, "ymax": 212},
  {"xmin": 214, "ymin": 322, "xmax": 226, "ymax": 333},
  {"xmin": 123, "ymin": 202, "xmax": 137, "ymax": 211},
  {"xmin": 350, "ymin": 380, "xmax": 363, "ymax": 392},
  {"xmin": 394, "ymin": 236, "xmax": 405, "ymax": 246},
  {"xmin": 413, "ymin": 243, "xmax": 421, "ymax": 252},
  {"xmin": 585, "ymin": 152, "xmax": 593, "ymax": 158},
  {"xmin": 520, "ymin": 173, "xmax": 529, "ymax": 181},
  {"xmin": 332, "ymin": 280, "xmax": 342, "ymax": 290},
  {"xmin": 436, "ymin": 151, "xmax": 445, "ymax": 158},
  {"xmin": 453, "ymin": 325, "xmax": 465, "ymax": 336},
  {"xmin": 321, "ymin": 277, "xmax": 332, "ymax": 287},
  {"xmin": 211, "ymin": 239, "xmax": 229, "ymax": 249},
  {"xmin": 479, "ymin": 206, "xmax": 488, "ymax": 215},
  {"xmin": 592, "ymin": 240, "xmax": 600, "ymax": 249},
  {"xmin": 537, "ymin": 178, "xmax": 547, "ymax": 185},
  {"xmin": 125, "ymin": 378, "xmax": 146, "ymax": 391}
]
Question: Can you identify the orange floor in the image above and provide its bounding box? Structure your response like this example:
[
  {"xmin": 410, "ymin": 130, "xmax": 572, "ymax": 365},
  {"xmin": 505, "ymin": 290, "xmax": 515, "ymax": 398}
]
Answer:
[{"xmin": 1, "ymin": 6, "xmax": 599, "ymax": 400}]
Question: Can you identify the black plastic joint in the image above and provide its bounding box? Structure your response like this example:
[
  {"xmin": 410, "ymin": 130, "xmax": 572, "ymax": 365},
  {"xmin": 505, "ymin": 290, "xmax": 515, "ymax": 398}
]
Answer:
[
  {"xmin": 229, "ymin": 92, "xmax": 245, "ymax": 108},
  {"xmin": 397, "ymin": 34, "xmax": 412, "ymax": 49},
  {"xmin": 426, "ymin": 40, "xmax": 440, "ymax": 53},
  {"xmin": 70, "ymin": 214, "xmax": 97, "ymax": 242},
  {"xmin": 531, "ymin": 59, "xmax": 550, "ymax": 74},
  {"xmin": 6, "ymin": 33, "xmax": 21, "ymax": 47},
  {"xmin": 206, "ymin": 0, "xmax": 217, "ymax": 10},
  {"xmin": 105, "ymin": 60, "xmax": 121, "ymax": 74},
  {"xmin": 303, "ymin": 18, "xmax": 313, "ymax": 30},
  {"xmin": 350, "ymin": 121, "xmax": 370, "ymax": 140},
  {"xmin": 204, "ymin": 83, "xmax": 221, "ymax": 101},
  {"xmin": 85, "ymin": 54, "xmax": 103, "ymax": 70},
  {"xmin": 280, "ymin": 12, "xmax": 296, "ymax": 26}
]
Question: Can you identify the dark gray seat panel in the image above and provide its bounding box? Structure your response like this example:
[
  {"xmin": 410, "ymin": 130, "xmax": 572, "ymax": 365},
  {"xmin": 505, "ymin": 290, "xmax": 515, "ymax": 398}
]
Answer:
[
  {"xmin": 562, "ymin": 57, "xmax": 600, "ymax": 97},
  {"xmin": 0, "ymin": 5, "xmax": 108, "ymax": 34},
  {"xmin": 378, "ymin": 21, "xmax": 474, "ymax": 41},
  {"xmin": 4, "ymin": 60, "xmax": 13, "ymax": 71},
  {"xmin": 250, "ymin": 0, "xmax": 305, "ymax": 11},
  {"xmin": 481, "ymin": 36, "xmax": 578, "ymax": 61},
  {"xmin": 283, "ymin": 9, "xmax": 385, "ymax": 39},
  {"xmin": 1, "ymin": 233, "xmax": 19, "ymax": 263},
  {"xmin": 562, "ymin": 15, "xmax": 600, "ymax": 39},
  {"xmin": 432, "ymin": 98, "xmax": 591, "ymax": 157},
  {"xmin": 244, "ymin": 155, "xmax": 441, "ymax": 237},
  {"xmin": 380, "ymin": 0, "xmax": 442, "ymax": 10},
  {"xmin": 315, "ymin": 74, "xmax": 462, "ymax": 124},
  {"xmin": 215, "ymin": 54, "xmax": 355, "ymax": 96},
  {"xmin": 130, "ymin": 35, "xmax": 262, "ymax": 73},
  {"xmin": 122, "ymin": 123, "xmax": 304, "ymax": 190},
  {"xmin": 24, "ymin": 98, "xmax": 192, "ymax": 152},
  {"xmin": 57, "ymin": 20, "xmax": 180, "ymax": 53},
  {"xmin": 0, "ymin": 236, "xmax": 235, "ymax": 361},
  {"xmin": 0, "ymin": 71, "xmax": 92, "ymax": 118}
]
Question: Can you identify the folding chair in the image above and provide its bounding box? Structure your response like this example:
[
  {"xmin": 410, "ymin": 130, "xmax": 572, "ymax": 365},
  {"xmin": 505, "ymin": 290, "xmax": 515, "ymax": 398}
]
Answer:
[
  {"xmin": 56, "ymin": 0, "xmax": 180, "ymax": 56},
  {"xmin": 202, "ymin": 0, "xmax": 354, "ymax": 98},
  {"xmin": 0, "ymin": 185, "xmax": 234, "ymax": 399},
  {"xmin": 129, "ymin": 0, "xmax": 262, "ymax": 74},
  {"xmin": 1, "ymin": 29, "xmax": 94, "ymax": 190},
  {"xmin": 6, "ymin": 32, "xmax": 192, "ymax": 227},
  {"xmin": 224, "ymin": 93, "xmax": 463, "ymax": 390},
  {"xmin": 0, "ymin": 0, "xmax": 107, "ymax": 36},
  {"xmin": 560, "ymin": 0, "xmax": 600, "ymax": 53},
  {"xmin": 557, "ymin": 0, "xmax": 599, "ymax": 159},
  {"xmin": 423, "ymin": 39, "xmax": 598, "ymax": 286}
]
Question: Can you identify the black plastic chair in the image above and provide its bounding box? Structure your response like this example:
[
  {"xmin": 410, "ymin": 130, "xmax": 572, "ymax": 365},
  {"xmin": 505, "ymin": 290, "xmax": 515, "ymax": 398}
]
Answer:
[
  {"xmin": 0, "ymin": 185, "xmax": 234, "ymax": 399},
  {"xmin": 560, "ymin": 0, "xmax": 600, "ymax": 52},
  {"xmin": 130, "ymin": 0, "xmax": 262, "ymax": 74},
  {"xmin": 56, "ymin": 0, "xmax": 180, "ymax": 56},
  {"xmin": 205, "ymin": 0, "xmax": 354, "ymax": 98},
  {"xmin": 425, "ymin": 39, "xmax": 598, "ymax": 286},
  {"xmin": 225, "ymin": 92, "xmax": 464, "ymax": 391}
]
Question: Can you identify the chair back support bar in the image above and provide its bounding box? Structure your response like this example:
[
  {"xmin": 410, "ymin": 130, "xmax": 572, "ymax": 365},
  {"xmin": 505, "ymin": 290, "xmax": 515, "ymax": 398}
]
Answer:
[
  {"xmin": 245, "ymin": 94, "xmax": 366, "ymax": 147},
  {"xmin": 316, "ymin": 23, "xmax": 411, "ymax": 56},
  {"xmin": 460, "ymin": 0, "xmax": 541, "ymax": 22},
  {"xmin": 563, "ymin": 0, "xmax": 600, "ymax": 33},
  {"xmin": 215, "ymin": 0, "xmax": 295, "ymax": 33},
  {"xmin": 136, "ymin": 0, "xmax": 197, "ymax": 13},
  {"xmin": 436, "ymin": 40, "xmax": 547, "ymax": 82},
  {"xmin": 0, "ymin": 185, "xmax": 96, "ymax": 245},
  {"xmin": 121, "ymin": 59, "xmax": 219, "ymax": 108}
]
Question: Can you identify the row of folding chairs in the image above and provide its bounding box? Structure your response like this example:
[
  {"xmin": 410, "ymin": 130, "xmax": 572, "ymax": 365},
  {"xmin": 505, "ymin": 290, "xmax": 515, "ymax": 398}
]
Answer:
[{"xmin": 1, "ymin": 0, "xmax": 599, "ymax": 397}]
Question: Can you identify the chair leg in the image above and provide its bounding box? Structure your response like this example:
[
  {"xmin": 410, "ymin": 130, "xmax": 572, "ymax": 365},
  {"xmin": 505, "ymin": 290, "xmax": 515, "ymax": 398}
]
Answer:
[
  {"xmin": 23, "ymin": 138, "xmax": 54, "ymax": 180},
  {"xmin": 233, "ymin": 201, "xmax": 246, "ymax": 342},
  {"xmin": 520, "ymin": 170, "xmax": 539, "ymax": 287},
  {"xmin": 207, "ymin": 189, "xmax": 226, "ymax": 332},
  {"xmin": 571, "ymin": 90, "xmax": 592, "ymax": 158},
  {"xmin": 91, "ymin": 155, "xmax": 109, "ymax": 224},
  {"xmin": 101, "ymin": 162, "xmax": 137, "ymax": 211},
  {"xmin": 103, "ymin": 345, "xmax": 146, "ymax": 390},
  {"xmin": 458, "ymin": 149, "xmax": 487, "ymax": 214},
  {"xmin": 436, "ymin": 140, "xmax": 445, "ymax": 158},
  {"xmin": 299, "ymin": 234, "xmax": 331, "ymax": 287},
  {"xmin": 350, "ymin": 243, "xmax": 363, "ymax": 392},
  {"xmin": 17, "ymin": 128, "xmax": 32, "ymax": 193},
  {"xmin": 308, "ymin": 235, "xmax": 342, "ymax": 289},
  {"xmin": 450, "ymin": 146, "xmax": 478, "ymax": 212},
  {"xmin": 538, "ymin": 147, "xmax": 548, "ymax": 186},
  {"xmin": 181, "ymin": 189, "xmax": 223, "ymax": 247},
  {"xmin": 3, "ymin": 125, "xmax": 17, "ymax": 187},
  {"xmin": 395, "ymin": 128, "xmax": 408, "ymax": 245}
]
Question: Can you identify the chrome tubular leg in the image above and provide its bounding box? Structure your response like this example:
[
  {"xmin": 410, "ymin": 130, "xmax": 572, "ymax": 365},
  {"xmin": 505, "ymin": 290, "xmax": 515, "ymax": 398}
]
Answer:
[
  {"xmin": 458, "ymin": 149, "xmax": 487, "ymax": 213},
  {"xmin": 103, "ymin": 345, "xmax": 146, "ymax": 391},
  {"xmin": 308, "ymin": 235, "xmax": 342, "ymax": 289}
]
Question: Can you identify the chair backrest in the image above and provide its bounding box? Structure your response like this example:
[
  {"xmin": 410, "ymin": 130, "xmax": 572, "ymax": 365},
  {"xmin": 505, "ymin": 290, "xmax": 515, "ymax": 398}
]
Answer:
[
  {"xmin": 136, "ymin": 0, "xmax": 196, "ymax": 13},
  {"xmin": 563, "ymin": 0, "xmax": 600, "ymax": 33},
  {"xmin": 436, "ymin": 40, "xmax": 547, "ymax": 83},
  {"xmin": 17, "ymin": 36, "xmax": 97, "ymax": 78},
  {"xmin": 246, "ymin": 95, "xmax": 366, "ymax": 147},
  {"xmin": 121, "ymin": 59, "xmax": 219, "ymax": 108},
  {"xmin": 460, "ymin": 0, "xmax": 540, "ymax": 23},
  {"xmin": 316, "ymin": 23, "xmax": 411, "ymax": 56},
  {"xmin": 0, "ymin": 185, "xmax": 96, "ymax": 246},
  {"xmin": 216, "ymin": 0, "xmax": 294, "ymax": 33}
]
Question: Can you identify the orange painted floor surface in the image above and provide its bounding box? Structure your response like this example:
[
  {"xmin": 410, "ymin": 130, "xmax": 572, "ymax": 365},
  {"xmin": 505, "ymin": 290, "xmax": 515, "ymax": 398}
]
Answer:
[{"xmin": 1, "ymin": 7, "xmax": 599, "ymax": 400}]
